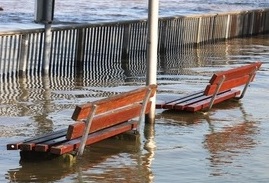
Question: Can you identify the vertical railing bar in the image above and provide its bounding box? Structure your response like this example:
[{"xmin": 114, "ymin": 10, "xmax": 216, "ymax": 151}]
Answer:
[
  {"xmin": 91, "ymin": 27, "xmax": 97, "ymax": 64},
  {"xmin": 50, "ymin": 29, "xmax": 55, "ymax": 74},
  {"xmin": 63, "ymin": 30, "xmax": 68, "ymax": 72},
  {"xmin": 100, "ymin": 26, "xmax": 105, "ymax": 63},
  {"xmin": 56, "ymin": 31, "xmax": 62, "ymax": 74},
  {"xmin": 67, "ymin": 29, "xmax": 72, "ymax": 75},
  {"xmin": 60, "ymin": 30, "xmax": 65, "ymax": 75},
  {"xmin": 97, "ymin": 27, "xmax": 102, "ymax": 63},
  {"xmin": 84, "ymin": 28, "xmax": 89, "ymax": 64},
  {"xmin": 105, "ymin": 26, "xmax": 110, "ymax": 62},
  {"xmin": 106, "ymin": 26, "xmax": 112, "ymax": 63},
  {"xmin": 113, "ymin": 25, "xmax": 119, "ymax": 63},
  {"xmin": 3, "ymin": 36, "xmax": 7, "ymax": 75},
  {"xmin": 110, "ymin": 26, "xmax": 116, "ymax": 68},
  {"xmin": 36, "ymin": 32, "xmax": 42, "ymax": 74}
]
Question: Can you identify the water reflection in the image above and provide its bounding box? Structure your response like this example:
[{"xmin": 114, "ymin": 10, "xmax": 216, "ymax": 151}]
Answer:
[
  {"xmin": 203, "ymin": 102, "xmax": 258, "ymax": 177},
  {"xmin": 7, "ymin": 136, "xmax": 153, "ymax": 182},
  {"xmin": 204, "ymin": 121, "xmax": 258, "ymax": 176},
  {"xmin": 143, "ymin": 123, "xmax": 156, "ymax": 182}
]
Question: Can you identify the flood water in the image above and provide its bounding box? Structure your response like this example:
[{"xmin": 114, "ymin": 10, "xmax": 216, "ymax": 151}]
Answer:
[
  {"xmin": 0, "ymin": 34, "xmax": 268, "ymax": 182},
  {"xmin": 1, "ymin": 0, "xmax": 269, "ymax": 29},
  {"xmin": 1, "ymin": 0, "xmax": 269, "ymax": 183}
]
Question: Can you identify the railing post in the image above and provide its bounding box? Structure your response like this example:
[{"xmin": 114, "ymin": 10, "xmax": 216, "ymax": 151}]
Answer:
[
  {"xmin": 121, "ymin": 23, "xmax": 131, "ymax": 59},
  {"xmin": 42, "ymin": 23, "xmax": 52, "ymax": 75},
  {"xmin": 19, "ymin": 34, "xmax": 29, "ymax": 76},
  {"xmin": 197, "ymin": 17, "xmax": 202, "ymax": 44},
  {"xmin": 159, "ymin": 20, "xmax": 167, "ymax": 54},
  {"xmin": 75, "ymin": 28, "xmax": 86, "ymax": 67},
  {"xmin": 225, "ymin": 14, "xmax": 231, "ymax": 39}
]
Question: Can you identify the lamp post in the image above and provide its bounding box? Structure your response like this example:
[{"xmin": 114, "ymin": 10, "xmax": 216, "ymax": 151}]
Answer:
[
  {"xmin": 35, "ymin": 0, "xmax": 55, "ymax": 75},
  {"xmin": 146, "ymin": 0, "xmax": 159, "ymax": 123}
]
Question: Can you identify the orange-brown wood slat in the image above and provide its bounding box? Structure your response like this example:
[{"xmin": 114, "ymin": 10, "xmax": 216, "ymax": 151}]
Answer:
[
  {"xmin": 34, "ymin": 136, "xmax": 67, "ymax": 152},
  {"xmin": 166, "ymin": 92, "xmax": 217, "ymax": 110},
  {"xmin": 184, "ymin": 90, "xmax": 240, "ymax": 112},
  {"xmin": 209, "ymin": 62, "xmax": 261, "ymax": 84},
  {"xmin": 67, "ymin": 102, "xmax": 151, "ymax": 140},
  {"xmin": 50, "ymin": 121, "xmax": 138, "ymax": 155},
  {"xmin": 7, "ymin": 128, "xmax": 67, "ymax": 150},
  {"xmin": 20, "ymin": 143, "xmax": 36, "ymax": 151},
  {"xmin": 72, "ymin": 84, "xmax": 157, "ymax": 121},
  {"xmin": 204, "ymin": 75, "xmax": 250, "ymax": 95},
  {"xmin": 155, "ymin": 90, "xmax": 204, "ymax": 109},
  {"xmin": 162, "ymin": 91, "xmax": 204, "ymax": 110}
]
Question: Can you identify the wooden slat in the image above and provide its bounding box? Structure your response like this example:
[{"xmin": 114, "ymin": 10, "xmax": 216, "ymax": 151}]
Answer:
[
  {"xmin": 72, "ymin": 84, "xmax": 157, "ymax": 121},
  {"xmin": 162, "ymin": 91, "xmax": 204, "ymax": 110},
  {"xmin": 34, "ymin": 136, "xmax": 67, "ymax": 152},
  {"xmin": 19, "ymin": 129, "xmax": 68, "ymax": 151},
  {"xmin": 209, "ymin": 62, "xmax": 262, "ymax": 84},
  {"xmin": 50, "ymin": 121, "xmax": 138, "ymax": 155},
  {"xmin": 163, "ymin": 91, "xmax": 217, "ymax": 110},
  {"xmin": 156, "ymin": 91, "xmax": 203, "ymax": 109},
  {"xmin": 173, "ymin": 90, "xmax": 239, "ymax": 111},
  {"xmin": 67, "ymin": 102, "xmax": 151, "ymax": 140},
  {"xmin": 7, "ymin": 128, "xmax": 67, "ymax": 150},
  {"xmin": 204, "ymin": 75, "xmax": 250, "ymax": 95},
  {"xmin": 184, "ymin": 90, "xmax": 240, "ymax": 112}
]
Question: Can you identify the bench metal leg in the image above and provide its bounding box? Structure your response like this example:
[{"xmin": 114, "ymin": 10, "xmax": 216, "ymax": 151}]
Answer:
[
  {"xmin": 208, "ymin": 75, "xmax": 226, "ymax": 111},
  {"xmin": 236, "ymin": 68, "xmax": 257, "ymax": 99},
  {"xmin": 77, "ymin": 104, "xmax": 97, "ymax": 156},
  {"xmin": 138, "ymin": 88, "xmax": 152, "ymax": 129}
]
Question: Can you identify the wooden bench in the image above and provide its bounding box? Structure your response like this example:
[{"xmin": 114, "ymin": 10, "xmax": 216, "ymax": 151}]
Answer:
[
  {"xmin": 156, "ymin": 62, "xmax": 262, "ymax": 112},
  {"xmin": 7, "ymin": 84, "xmax": 157, "ymax": 157}
]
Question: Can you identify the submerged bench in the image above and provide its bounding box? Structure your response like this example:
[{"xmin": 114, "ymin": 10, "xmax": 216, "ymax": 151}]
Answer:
[
  {"xmin": 156, "ymin": 62, "xmax": 262, "ymax": 112},
  {"xmin": 7, "ymin": 84, "xmax": 157, "ymax": 157}
]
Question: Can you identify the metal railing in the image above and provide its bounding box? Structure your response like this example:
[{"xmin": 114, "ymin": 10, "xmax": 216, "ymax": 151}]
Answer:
[{"xmin": 0, "ymin": 8, "xmax": 269, "ymax": 77}]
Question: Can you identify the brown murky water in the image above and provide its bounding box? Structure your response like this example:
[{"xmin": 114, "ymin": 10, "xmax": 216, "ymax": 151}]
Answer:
[{"xmin": 1, "ymin": 34, "xmax": 269, "ymax": 182}]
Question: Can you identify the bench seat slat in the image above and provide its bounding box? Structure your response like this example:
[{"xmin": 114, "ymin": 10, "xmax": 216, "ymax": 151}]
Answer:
[
  {"xmin": 162, "ymin": 92, "xmax": 206, "ymax": 110},
  {"xmin": 34, "ymin": 136, "xmax": 68, "ymax": 152},
  {"xmin": 50, "ymin": 121, "xmax": 138, "ymax": 155},
  {"xmin": 156, "ymin": 91, "xmax": 204, "ymax": 109},
  {"xmin": 184, "ymin": 89, "xmax": 240, "ymax": 112},
  {"xmin": 170, "ymin": 90, "xmax": 236, "ymax": 110},
  {"xmin": 6, "ymin": 128, "xmax": 67, "ymax": 150}
]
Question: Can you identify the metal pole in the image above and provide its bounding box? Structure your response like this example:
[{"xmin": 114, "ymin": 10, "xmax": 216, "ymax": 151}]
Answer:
[
  {"xmin": 77, "ymin": 104, "xmax": 97, "ymax": 156},
  {"xmin": 42, "ymin": 23, "xmax": 52, "ymax": 75},
  {"xmin": 145, "ymin": 0, "xmax": 159, "ymax": 123}
]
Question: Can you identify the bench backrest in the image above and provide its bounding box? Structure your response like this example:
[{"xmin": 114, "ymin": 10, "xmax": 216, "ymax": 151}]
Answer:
[
  {"xmin": 204, "ymin": 62, "xmax": 262, "ymax": 96},
  {"xmin": 66, "ymin": 84, "xmax": 157, "ymax": 140}
]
